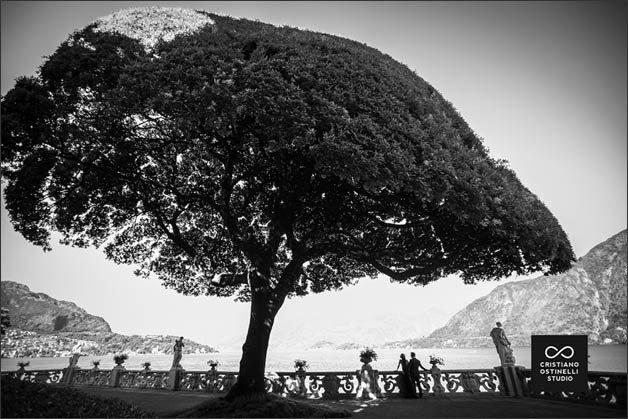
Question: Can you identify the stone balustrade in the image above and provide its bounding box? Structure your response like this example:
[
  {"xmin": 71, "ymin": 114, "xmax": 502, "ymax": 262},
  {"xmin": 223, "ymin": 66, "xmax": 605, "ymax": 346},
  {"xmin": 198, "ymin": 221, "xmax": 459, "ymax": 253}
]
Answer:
[
  {"xmin": 72, "ymin": 368, "xmax": 111, "ymax": 386},
  {"xmin": 519, "ymin": 369, "xmax": 627, "ymax": 406},
  {"xmin": 2, "ymin": 368, "xmax": 65, "ymax": 385},
  {"xmin": 3, "ymin": 367, "xmax": 624, "ymax": 406}
]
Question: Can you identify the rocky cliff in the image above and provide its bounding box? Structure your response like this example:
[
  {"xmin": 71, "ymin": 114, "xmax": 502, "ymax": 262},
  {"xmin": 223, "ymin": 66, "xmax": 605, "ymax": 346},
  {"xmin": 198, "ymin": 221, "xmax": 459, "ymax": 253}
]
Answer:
[
  {"xmin": 0, "ymin": 281, "xmax": 218, "ymax": 357},
  {"xmin": 419, "ymin": 230, "xmax": 627, "ymax": 347},
  {"xmin": 0, "ymin": 281, "xmax": 112, "ymax": 333}
]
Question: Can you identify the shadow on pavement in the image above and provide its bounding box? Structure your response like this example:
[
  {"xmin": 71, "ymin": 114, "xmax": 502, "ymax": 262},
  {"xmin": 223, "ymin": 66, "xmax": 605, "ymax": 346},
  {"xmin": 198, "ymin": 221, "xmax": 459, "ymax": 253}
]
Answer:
[
  {"xmin": 307, "ymin": 394, "xmax": 626, "ymax": 418},
  {"xmin": 72, "ymin": 386, "xmax": 627, "ymax": 418}
]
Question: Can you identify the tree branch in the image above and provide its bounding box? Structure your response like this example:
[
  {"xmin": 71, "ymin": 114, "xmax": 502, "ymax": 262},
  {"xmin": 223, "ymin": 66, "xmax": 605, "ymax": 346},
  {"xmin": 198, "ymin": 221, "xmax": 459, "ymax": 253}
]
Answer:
[
  {"xmin": 211, "ymin": 272, "xmax": 248, "ymax": 286},
  {"xmin": 152, "ymin": 211, "xmax": 197, "ymax": 257},
  {"xmin": 364, "ymin": 259, "xmax": 435, "ymax": 283},
  {"xmin": 275, "ymin": 256, "xmax": 307, "ymax": 295}
]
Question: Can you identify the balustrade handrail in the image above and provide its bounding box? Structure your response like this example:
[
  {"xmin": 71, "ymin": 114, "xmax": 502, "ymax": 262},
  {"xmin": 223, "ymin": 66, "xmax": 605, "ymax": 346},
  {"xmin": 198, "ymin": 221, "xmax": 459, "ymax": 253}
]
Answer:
[
  {"xmin": 3, "ymin": 367, "xmax": 625, "ymax": 375},
  {"xmin": 2, "ymin": 366, "xmax": 624, "ymax": 406},
  {"xmin": 520, "ymin": 369, "xmax": 626, "ymax": 378},
  {"xmin": 274, "ymin": 368, "xmax": 499, "ymax": 374},
  {"xmin": 1, "ymin": 369, "xmax": 624, "ymax": 415}
]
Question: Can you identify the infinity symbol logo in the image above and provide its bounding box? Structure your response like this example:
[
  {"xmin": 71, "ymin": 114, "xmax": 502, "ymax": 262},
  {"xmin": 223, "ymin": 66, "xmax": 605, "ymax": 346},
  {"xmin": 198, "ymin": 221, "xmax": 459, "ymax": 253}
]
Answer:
[{"xmin": 545, "ymin": 345, "xmax": 574, "ymax": 359}]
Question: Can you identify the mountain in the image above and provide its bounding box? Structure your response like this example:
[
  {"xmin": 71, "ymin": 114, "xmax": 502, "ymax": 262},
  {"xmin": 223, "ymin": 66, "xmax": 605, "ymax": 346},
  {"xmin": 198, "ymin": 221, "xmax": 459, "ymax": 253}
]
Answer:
[
  {"xmin": 1, "ymin": 328, "xmax": 218, "ymax": 358},
  {"xmin": 0, "ymin": 281, "xmax": 111, "ymax": 333},
  {"xmin": 309, "ymin": 340, "xmax": 336, "ymax": 350},
  {"xmin": 416, "ymin": 230, "xmax": 627, "ymax": 348},
  {"xmin": 269, "ymin": 308, "xmax": 451, "ymax": 351},
  {"xmin": 0, "ymin": 281, "xmax": 217, "ymax": 357}
]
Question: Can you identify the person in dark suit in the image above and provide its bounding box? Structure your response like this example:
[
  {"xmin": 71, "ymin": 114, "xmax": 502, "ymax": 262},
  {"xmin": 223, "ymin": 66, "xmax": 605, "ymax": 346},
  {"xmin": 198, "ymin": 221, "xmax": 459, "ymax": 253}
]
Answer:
[{"xmin": 407, "ymin": 352, "xmax": 429, "ymax": 398}]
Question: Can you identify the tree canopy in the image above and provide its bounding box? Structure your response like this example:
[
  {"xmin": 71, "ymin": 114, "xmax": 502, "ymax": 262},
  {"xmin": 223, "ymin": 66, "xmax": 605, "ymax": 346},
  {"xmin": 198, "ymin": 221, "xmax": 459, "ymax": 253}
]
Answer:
[
  {"xmin": 2, "ymin": 6, "xmax": 576, "ymax": 398},
  {"xmin": 1, "ymin": 8, "xmax": 574, "ymax": 303}
]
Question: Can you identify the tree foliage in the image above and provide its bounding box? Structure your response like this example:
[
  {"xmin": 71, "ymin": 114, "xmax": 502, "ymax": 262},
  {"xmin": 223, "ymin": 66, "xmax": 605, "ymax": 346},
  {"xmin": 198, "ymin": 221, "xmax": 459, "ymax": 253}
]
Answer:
[
  {"xmin": 1, "ymin": 8, "xmax": 574, "ymax": 303},
  {"xmin": 0, "ymin": 308, "xmax": 10, "ymax": 335}
]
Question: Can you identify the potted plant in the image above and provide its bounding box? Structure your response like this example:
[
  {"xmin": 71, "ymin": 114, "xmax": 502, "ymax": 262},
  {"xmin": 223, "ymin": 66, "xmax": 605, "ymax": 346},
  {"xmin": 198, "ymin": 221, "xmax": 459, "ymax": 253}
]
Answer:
[
  {"xmin": 293, "ymin": 360, "xmax": 309, "ymax": 397},
  {"xmin": 141, "ymin": 361, "xmax": 151, "ymax": 371},
  {"xmin": 294, "ymin": 359, "xmax": 309, "ymax": 373},
  {"xmin": 359, "ymin": 347, "xmax": 378, "ymax": 364},
  {"xmin": 17, "ymin": 361, "xmax": 29, "ymax": 371},
  {"xmin": 428, "ymin": 354, "xmax": 445, "ymax": 394},
  {"xmin": 207, "ymin": 360, "xmax": 220, "ymax": 372},
  {"xmin": 91, "ymin": 360, "xmax": 101, "ymax": 370},
  {"xmin": 113, "ymin": 353, "xmax": 128, "ymax": 367},
  {"xmin": 429, "ymin": 355, "xmax": 444, "ymax": 368},
  {"xmin": 358, "ymin": 348, "xmax": 379, "ymax": 399},
  {"xmin": 205, "ymin": 360, "xmax": 221, "ymax": 393}
]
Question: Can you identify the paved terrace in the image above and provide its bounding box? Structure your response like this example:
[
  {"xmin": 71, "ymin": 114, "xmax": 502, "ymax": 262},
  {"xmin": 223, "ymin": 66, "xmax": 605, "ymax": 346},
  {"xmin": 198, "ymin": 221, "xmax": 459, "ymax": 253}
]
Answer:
[{"xmin": 73, "ymin": 386, "xmax": 626, "ymax": 418}]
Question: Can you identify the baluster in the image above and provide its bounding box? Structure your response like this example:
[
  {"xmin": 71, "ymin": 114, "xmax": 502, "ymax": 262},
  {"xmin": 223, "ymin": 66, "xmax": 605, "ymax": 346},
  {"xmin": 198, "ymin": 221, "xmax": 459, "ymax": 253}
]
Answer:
[
  {"xmin": 610, "ymin": 374, "xmax": 627, "ymax": 406},
  {"xmin": 460, "ymin": 372, "xmax": 480, "ymax": 393},
  {"xmin": 322, "ymin": 374, "xmax": 340, "ymax": 399}
]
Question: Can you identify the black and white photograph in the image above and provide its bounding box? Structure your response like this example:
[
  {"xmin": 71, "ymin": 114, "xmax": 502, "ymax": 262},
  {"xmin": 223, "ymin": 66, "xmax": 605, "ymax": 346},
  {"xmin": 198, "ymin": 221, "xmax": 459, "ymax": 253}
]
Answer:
[{"xmin": 1, "ymin": 1, "xmax": 626, "ymax": 417}]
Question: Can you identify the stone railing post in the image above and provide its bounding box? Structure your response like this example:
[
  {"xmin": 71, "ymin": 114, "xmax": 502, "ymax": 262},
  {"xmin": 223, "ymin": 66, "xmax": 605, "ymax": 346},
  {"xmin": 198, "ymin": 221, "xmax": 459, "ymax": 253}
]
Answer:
[
  {"xmin": 296, "ymin": 370, "xmax": 307, "ymax": 397},
  {"xmin": 494, "ymin": 365, "xmax": 526, "ymax": 397},
  {"xmin": 322, "ymin": 374, "xmax": 340, "ymax": 399},
  {"xmin": 611, "ymin": 374, "xmax": 627, "ymax": 406},
  {"xmin": 168, "ymin": 366, "xmax": 184, "ymax": 391},
  {"xmin": 109, "ymin": 365, "xmax": 125, "ymax": 387},
  {"xmin": 430, "ymin": 365, "xmax": 445, "ymax": 396},
  {"xmin": 206, "ymin": 368, "xmax": 218, "ymax": 393},
  {"xmin": 356, "ymin": 367, "xmax": 379, "ymax": 399},
  {"xmin": 62, "ymin": 366, "xmax": 81, "ymax": 386}
]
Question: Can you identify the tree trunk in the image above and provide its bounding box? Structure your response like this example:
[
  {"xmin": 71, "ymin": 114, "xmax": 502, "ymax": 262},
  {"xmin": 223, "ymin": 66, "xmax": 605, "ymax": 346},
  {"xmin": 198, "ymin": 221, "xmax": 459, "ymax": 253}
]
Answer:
[{"xmin": 225, "ymin": 285, "xmax": 285, "ymax": 400}]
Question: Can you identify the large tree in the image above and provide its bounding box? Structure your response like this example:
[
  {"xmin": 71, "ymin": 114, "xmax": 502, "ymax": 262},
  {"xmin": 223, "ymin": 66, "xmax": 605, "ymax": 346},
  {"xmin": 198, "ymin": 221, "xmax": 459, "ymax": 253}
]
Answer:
[{"xmin": 1, "ymin": 7, "xmax": 574, "ymax": 398}]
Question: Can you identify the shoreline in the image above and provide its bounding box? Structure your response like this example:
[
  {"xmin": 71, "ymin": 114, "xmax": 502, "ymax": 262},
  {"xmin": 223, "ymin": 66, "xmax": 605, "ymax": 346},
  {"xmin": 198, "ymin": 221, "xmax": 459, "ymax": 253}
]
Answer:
[{"xmin": 2, "ymin": 345, "xmax": 626, "ymax": 373}]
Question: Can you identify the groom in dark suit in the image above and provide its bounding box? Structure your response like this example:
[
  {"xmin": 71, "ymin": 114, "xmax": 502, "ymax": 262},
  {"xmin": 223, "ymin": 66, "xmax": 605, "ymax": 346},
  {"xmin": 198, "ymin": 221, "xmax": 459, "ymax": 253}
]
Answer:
[{"xmin": 407, "ymin": 352, "xmax": 429, "ymax": 398}]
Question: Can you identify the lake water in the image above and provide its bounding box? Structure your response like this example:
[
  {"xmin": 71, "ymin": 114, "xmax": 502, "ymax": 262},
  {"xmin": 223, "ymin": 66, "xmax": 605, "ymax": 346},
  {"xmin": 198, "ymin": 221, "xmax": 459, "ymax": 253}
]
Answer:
[{"xmin": 2, "ymin": 345, "xmax": 626, "ymax": 372}]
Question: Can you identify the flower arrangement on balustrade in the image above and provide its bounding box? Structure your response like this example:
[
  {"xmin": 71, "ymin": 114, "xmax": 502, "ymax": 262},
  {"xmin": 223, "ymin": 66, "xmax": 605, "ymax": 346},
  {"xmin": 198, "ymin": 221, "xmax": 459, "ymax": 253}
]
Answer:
[
  {"xmin": 294, "ymin": 359, "xmax": 309, "ymax": 371},
  {"xmin": 141, "ymin": 362, "xmax": 151, "ymax": 370},
  {"xmin": 113, "ymin": 353, "xmax": 128, "ymax": 366},
  {"xmin": 207, "ymin": 360, "xmax": 220, "ymax": 368},
  {"xmin": 91, "ymin": 360, "xmax": 100, "ymax": 368},
  {"xmin": 429, "ymin": 355, "xmax": 445, "ymax": 366},
  {"xmin": 359, "ymin": 347, "xmax": 378, "ymax": 363},
  {"xmin": 17, "ymin": 361, "xmax": 30, "ymax": 369}
]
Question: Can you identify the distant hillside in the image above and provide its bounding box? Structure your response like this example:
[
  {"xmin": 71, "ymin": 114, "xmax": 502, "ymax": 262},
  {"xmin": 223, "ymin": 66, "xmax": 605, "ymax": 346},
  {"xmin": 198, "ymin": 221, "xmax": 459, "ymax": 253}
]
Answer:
[
  {"xmin": 1, "ymin": 329, "xmax": 217, "ymax": 358},
  {"xmin": 309, "ymin": 340, "xmax": 335, "ymax": 350},
  {"xmin": 1, "ymin": 281, "xmax": 111, "ymax": 333},
  {"xmin": 307, "ymin": 341, "xmax": 363, "ymax": 351},
  {"xmin": 271, "ymin": 308, "xmax": 450, "ymax": 351},
  {"xmin": 414, "ymin": 230, "xmax": 627, "ymax": 348},
  {"xmin": 0, "ymin": 281, "xmax": 217, "ymax": 357}
]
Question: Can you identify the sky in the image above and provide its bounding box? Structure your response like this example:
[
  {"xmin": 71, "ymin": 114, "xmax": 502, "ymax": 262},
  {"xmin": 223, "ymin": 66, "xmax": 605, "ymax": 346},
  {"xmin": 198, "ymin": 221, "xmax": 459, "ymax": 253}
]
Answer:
[{"xmin": 1, "ymin": 1, "xmax": 626, "ymax": 350}]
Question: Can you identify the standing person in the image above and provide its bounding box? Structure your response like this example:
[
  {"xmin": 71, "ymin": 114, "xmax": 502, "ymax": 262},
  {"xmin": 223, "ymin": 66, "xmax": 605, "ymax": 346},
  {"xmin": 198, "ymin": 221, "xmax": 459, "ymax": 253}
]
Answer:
[
  {"xmin": 490, "ymin": 322, "xmax": 514, "ymax": 366},
  {"xmin": 396, "ymin": 353, "xmax": 415, "ymax": 398},
  {"xmin": 171, "ymin": 336, "xmax": 184, "ymax": 369},
  {"xmin": 407, "ymin": 352, "xmax": 429, "ymax": 398}
]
